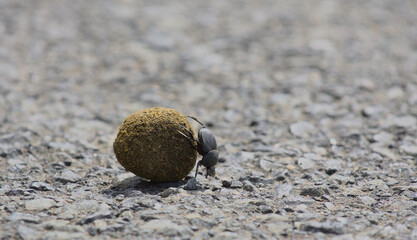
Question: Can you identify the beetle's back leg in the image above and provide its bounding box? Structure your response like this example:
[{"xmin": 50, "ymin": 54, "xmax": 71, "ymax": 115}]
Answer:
[{"xmin": 195, "ymin": 160, "xmax": 202, "ymax": 178}]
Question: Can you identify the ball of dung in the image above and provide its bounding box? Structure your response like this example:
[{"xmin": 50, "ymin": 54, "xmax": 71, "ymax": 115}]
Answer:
[{"xmin": 113, "ymin": 107, "xmax": 197, "ymax": 182}]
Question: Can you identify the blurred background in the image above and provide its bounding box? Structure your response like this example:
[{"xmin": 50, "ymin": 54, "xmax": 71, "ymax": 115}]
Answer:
[
  {"xmin": 1, "ymin": 0, "xmax": 416, "ymax": 169},
  {"xmin": 1, "ymin": 0, "xmax": 417, "ymax": 239}
]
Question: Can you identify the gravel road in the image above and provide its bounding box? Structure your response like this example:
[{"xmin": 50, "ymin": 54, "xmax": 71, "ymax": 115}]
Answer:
[{"xmin": 1, "ymin": 0, "xmax": 417, "ymax": 239}]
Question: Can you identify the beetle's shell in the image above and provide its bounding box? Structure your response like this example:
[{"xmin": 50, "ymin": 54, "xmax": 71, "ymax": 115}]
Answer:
[{"xmin": 113, "ymin": 107, "xmax": 197, "ymax": 182}]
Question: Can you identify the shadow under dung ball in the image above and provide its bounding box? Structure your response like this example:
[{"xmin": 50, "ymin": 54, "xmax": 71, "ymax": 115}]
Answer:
[{"xmin": 113, "ymin": 107, "xmax": 198, "ymax": 182}]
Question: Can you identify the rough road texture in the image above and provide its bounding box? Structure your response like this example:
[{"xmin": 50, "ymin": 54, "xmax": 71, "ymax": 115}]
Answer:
[{"xmin": 1, "ymin": 0, "xmax": 417, "ymax": 239}]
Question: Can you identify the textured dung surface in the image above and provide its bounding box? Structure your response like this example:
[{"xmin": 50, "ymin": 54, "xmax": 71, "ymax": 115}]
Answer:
[
  {"xmin": 113, "ymin": 107, "xmax": 197, "ymax": 182},
  {"xmin": 1, "ymin": 0, "xmax": 417, "ymax": 239}
]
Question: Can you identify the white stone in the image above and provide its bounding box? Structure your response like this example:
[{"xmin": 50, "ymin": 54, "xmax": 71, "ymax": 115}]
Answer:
[
  {"xmin": 297, "ymin": 157, "xmax": 315, "ymax": 169},
  {"xmin": 400, "ymin": 145, "xmax": 417, "ymax": 155},
  {"xmin": 387, "ymin": 86, "xmax": 405, "ymax": 99},
  {"xmin": 290, "ymin": 121, "xmax": 318, "ymax": 138},
  {"xmin": 359, "ymin": 196, "xmax": 377, "ymax": 206},
  {"xmin": 25, "ymin": 199, "xmax": 56, "ymax": 211}
]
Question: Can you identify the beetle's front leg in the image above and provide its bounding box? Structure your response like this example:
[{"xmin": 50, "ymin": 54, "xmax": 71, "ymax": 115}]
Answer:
[
  {"xmin": 177, "ymin": 125, "xmax": 200, "ymax": 150},
  {"xmin": 178, "ymin": 130, "xmax": 198, "ymax": 150}
]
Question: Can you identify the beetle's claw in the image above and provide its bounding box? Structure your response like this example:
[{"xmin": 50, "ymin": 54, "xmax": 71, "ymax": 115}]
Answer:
[{"xmin": 206, "ymin": 168, "xmax": 215, "ymax": 178}]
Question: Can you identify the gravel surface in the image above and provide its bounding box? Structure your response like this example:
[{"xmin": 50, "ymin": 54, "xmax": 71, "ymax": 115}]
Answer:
[{"xmin": 1, "ymin": 0, "xmax": 417, "ymax": 239}]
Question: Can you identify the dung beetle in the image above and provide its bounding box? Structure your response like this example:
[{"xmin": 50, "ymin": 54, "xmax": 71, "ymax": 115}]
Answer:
[{"xmin": 178, "ymin": 116, "xmax": 218, "ymax": 178}]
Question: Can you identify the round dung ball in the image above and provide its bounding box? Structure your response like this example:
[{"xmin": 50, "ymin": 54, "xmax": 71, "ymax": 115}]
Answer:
[{"xmin": 113, "ymin": 107, "xmax": 197, "ymax": 182}]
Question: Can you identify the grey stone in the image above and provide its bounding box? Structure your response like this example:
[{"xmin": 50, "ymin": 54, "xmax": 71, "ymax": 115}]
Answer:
[
  {"xmin": 409, "ymin": 192, "xmax": 417, "ymax": 201},
  {"xmin": 48, "ymin": 142, "xmax": 78, "ymax": 154},
  {"xmin": 367, "ymin": 179, "xmax": 388, "ymax": 191},
  {"xmin": 303, "ymin": 153, "xmax": 321, "ymax": 161},
  {"xmin": 79, "ymin": 210, "xmax": 113, "ymax": 225},
  {"xmin": 30, "ymin": 181, "xmax": 54, "ymax": 191},
  {"xmin": 259, "ymin": 159, "xmax": 274, "ymax": 171},
  {"xmin": 17, "ymin": 224, "xmax": 40, "ymax": 240},
  {"xmin": 387, "ymin": 86, "xmax": 405, "ymax": 99},
  {"xmin": 275, "ymin": 184, "xmax": 294, "ymax": 199},
  {"xmin": 362, "ymin": 105, "xmax": 385, "ymax": 117},
  {"xmin": 324, "ymin": 202, "xmax": 336, "ymax": 211},
  {"xmin": 5, "ymin": 202, "xmax": 18, "ymax": 213},
  {"xmin": 8, "ymin": 212, "xmax": 40, "ymax": 223},
  {"xmin": 256, "ymin": 214, "xmax": 287, "ymax": 223},
  {"xmin": 235, "ymin": 151, "xmax": 255, "ymax": 162},
  {"xmin": 143, "ymin": 30, "xmax": 176, "ymax": 50},
  {"xmin": 25, "ymin": 198, "xmax": 56, "ymax": 211},
  {"xmin": 235, "ymin": 129, "xmax": 256, "ymax": 142},
  {"xmin": 159, "ymin": 187, "xmax": 179, "ymax": 198},
  {"xmin": 371, "ymin": 146, "xmax": 398, "ymax": 160},
  {"xmin": 324, "ymin": 159, "xmax": 344, "ymax": 172},
  {"xmin": 140, "ymin": 219, "xmax": 193, "ymax": 237},
  {"xmin": 42, "ymin": 220, "xmax": 86, "ymax": 233},
  {"xmin": 296, "ymin": 212, "xmax": 323, "ymax": 221},
  {"xmin": 51, "ymin": 152, "xmax": 73, "ymax": 167},
  {"xmin": 184, "ymin": 178, "xmax": 202, "ymax": 190},
  {"xmin": 385, "ymin": 178, "xmax": 399, "ymax": 186},
  {"xmin": 239, "ymin": 176, "xmax": 274, "ymax": 185},
  {"xmin": 259, "ymin": 205, "xmax": 274, "ymax": 214},
  {"xmin": 290, "ymin": 121, "xmax": 318, "ymax": 137},
  {"xmin": 359, "ymin": 196, "xmax": 377, "ymax": 206},
  {"xmin": 56, "ymin": 170, "xmax": 82, "ymax": 184},
  {"xmin": 300, "ymin": 186, "xmax": 330, "ymax": 197},
  {"xmin": 330, "ymin": 174, "xmax": 355, "ymax": 185},
  {"xmin": 283, "ymin": 196, "xmax": 315, "ymax": 206},
  {"xmin": 378, "ymin": 225, "xmax": 397, "ymax": 238},
  {"xmin": 5, "ymin": 188, "xmax": 35, "ymax": 196},
  {"xmin": 344, "ymin": 188, "xmax": 363, "ymax": 197},
  {"xmin": 121, "ymin": 197, "xmax": 155, "ymax": 210},
  {"xmin": 66, "ymin": 200, "xmax": 102, "ymax": 214},
  {"xmin": 40, "ymin": 231, "xmax": 88, "ymax": 240},
  {"xmin": 97, "ymin": 224, "xmax": 125, "ymax": 233},
  {"xmin": 302, "ymin": 221, "xmax": 345, "ymax": 235},
  {"xmin": 222, "ymin": 180, "xmax": 232, "ymax": 188},
  {"xmin": 189, "ymin": 218, "xmax": 216, "ymax": 229},
  {"xmin": 230, "ymin": 181, "xmax": 243, "ymax": 189},
  {"xmin": 297, "ymin": 157, "xmax": 315, "ymax": 169},
  {"xmin": 270, "ymin": 93, "xmax": 291, "ymax": 105},
  {"xmin": 382, "ymin": 115, "xmax": 416, "ymax": 128},
  {"xmin": 400, "ymin": 145, "xmax": 417, "ymax": 156},
  {"xmin": 242, "ymin": 180, "xmax": 255, "ymax": 192},
  {"xmin": 214, "ymin": 231, "xmax": 247, "ymax": 240},
  {"xmin": 373, "ymin": 132, "xmax": 394, "ymax": 144}
]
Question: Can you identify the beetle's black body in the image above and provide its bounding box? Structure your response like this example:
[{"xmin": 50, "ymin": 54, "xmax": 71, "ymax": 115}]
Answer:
[{"xmin": 178, "ymin": 116, "xmax": 218, "ymax": 178}]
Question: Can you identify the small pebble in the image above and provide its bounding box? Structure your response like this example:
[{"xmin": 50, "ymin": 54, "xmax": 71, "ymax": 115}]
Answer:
[
  {"xmin": 230, "ymin": 181, "xmax": 243, "ymax": 189},
  {"xmin": 184, "ymin": 178, "xmax": 201, "ymax": 190},
  {"xmin": 243, "ymin": 180, "xmax": 256, "ymax": 192},
  {"xmin": 297, "ymin": 158, "xmax": 315, "ymax": 170},
  {"xmin": 25, "ymin": 198, "xmax": 56, "ymax": 211}
]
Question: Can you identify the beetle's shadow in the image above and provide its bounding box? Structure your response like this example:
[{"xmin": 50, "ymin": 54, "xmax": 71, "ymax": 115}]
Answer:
[{"xmin": 102, "ymin": 176, "xmax": 189, "ymax": 197}]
